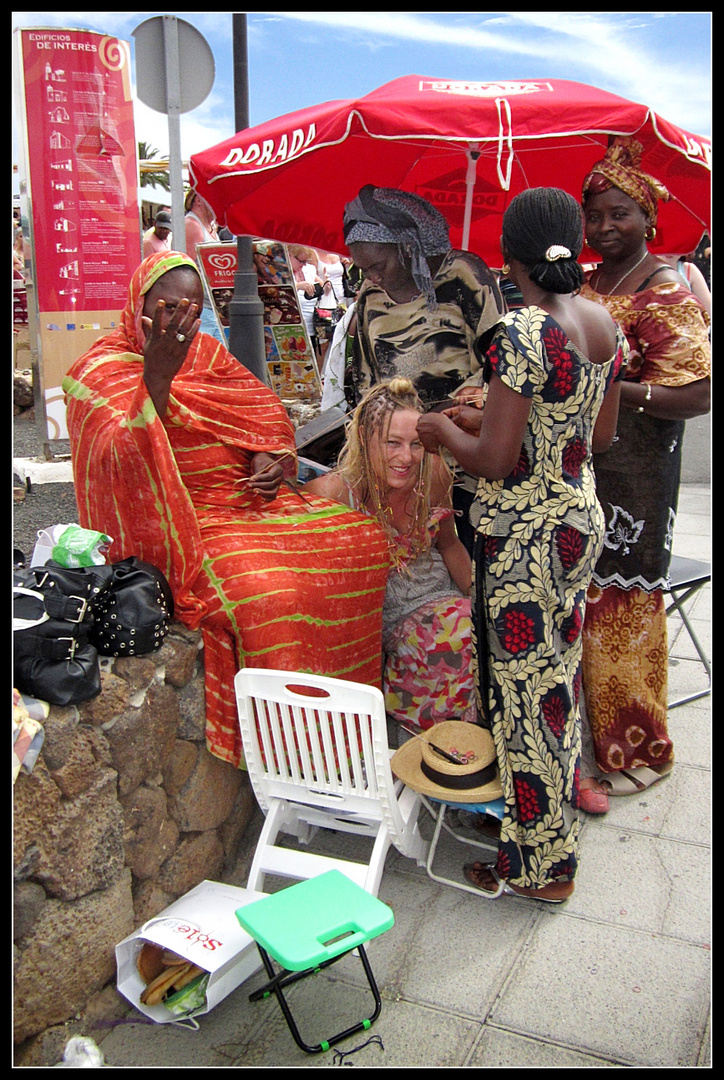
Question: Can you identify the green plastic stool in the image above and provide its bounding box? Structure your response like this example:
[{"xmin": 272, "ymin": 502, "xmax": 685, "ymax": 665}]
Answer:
[{"xmin": 236, "ymin": 870, "xmax": 394, "ymax": 1054}]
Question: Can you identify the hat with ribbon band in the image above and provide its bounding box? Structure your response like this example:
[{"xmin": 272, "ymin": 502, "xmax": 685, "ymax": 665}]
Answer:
[{"xmin": 391, "ymin": 721, "xmax": 502, "ymax": 803}]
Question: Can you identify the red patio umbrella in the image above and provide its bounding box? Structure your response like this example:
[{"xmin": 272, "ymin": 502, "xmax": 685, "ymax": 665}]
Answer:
[{"xmin": 189, "ymin": 75, "xmax": 710, "ymax": 266}]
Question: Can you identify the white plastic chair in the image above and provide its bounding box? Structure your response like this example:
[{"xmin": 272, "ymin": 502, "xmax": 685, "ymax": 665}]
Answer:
[{"xmin": 234, "ymin": 668, "xmax": 430, "ymax": 896}]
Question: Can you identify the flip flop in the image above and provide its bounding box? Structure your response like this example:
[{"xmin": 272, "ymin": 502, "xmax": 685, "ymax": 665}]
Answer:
[
  {"xmin": 599, "ymin": 762, "xmax": 674, "ymax": 797},
  {"xmin": 462, "ymin": 862, "xmax": 573, "ymax": 904},
  {"xmin": 579, "ymin": 777, "xmax": 610, "ymax": 815}
]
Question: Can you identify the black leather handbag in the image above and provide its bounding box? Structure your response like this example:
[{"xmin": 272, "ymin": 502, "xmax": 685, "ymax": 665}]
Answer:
[
  {"xmin": 89, "ymin": 556, "xmax": 174, "ymax": 657},
  {"xmin": 13, "ymin": 563, "xmax": 111, "ymax": 705},
  {"xmin": 13, "ymin": 556, "xmax": 174, "ymax": 704}
]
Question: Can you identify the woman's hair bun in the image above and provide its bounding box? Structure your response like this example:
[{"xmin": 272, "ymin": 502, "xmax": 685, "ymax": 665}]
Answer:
[{"xmin": 503, "ymin": 188, "xmax": 585, "ymax": 294}]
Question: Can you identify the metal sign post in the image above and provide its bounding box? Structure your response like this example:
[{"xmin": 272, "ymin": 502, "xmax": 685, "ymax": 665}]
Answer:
[
  {"xmin": 133, "ymin": 15, "xmax": 215, "ymax": 254},
  {"xmin": 227, "ymin": 14, "xmax": 268, "ymax": 383},
  {"xmin": 161, "ymin": 18, "xmax": 185, "ymax": 252}
]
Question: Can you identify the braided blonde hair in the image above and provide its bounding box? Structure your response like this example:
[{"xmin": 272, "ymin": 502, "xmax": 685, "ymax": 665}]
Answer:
[{"xmin": 337, "ymin": 378, "xmax": 451, "ymax": 568}]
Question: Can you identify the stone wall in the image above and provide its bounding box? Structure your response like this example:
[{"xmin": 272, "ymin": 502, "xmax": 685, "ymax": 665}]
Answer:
[{"xmin": 13, "ymin": 622, "xmax": 257, "ymax": 1047}]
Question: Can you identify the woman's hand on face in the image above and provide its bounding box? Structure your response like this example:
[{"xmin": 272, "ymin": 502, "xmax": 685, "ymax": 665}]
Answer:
[
  {"xmin": 248, "ymin": 453, "xmax": 285, "ymax": 501},
  {"xmin": 141, "ymin": 297, "xmax": 201, "ymax": 382}
]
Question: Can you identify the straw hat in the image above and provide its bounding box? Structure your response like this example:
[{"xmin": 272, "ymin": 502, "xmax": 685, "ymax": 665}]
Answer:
[{"xmin": 390, "ymin": 721, "xmax": 502, "ymax": 803}]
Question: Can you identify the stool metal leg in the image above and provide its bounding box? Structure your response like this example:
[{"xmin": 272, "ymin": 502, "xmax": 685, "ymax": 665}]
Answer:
[
  {"xmin": 667, "ymin": 582, "xmax": 712, "ymax": 708},
  {"xmin": 249, "ymin": 942, "xmax": 383, "ymax": 1055}
]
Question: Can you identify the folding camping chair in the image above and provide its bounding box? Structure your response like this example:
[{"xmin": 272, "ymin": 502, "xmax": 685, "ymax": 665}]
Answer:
[
  {"xmin": 234, "ymin": 669, "xmax": 430, "ymax": 896},
  {"xmin": 419, "ymin": 795, "xmax": 507, "ymax": 898},
  {"xmin": 666, "ymin": 555, "xmax": 712, "ymax": 708},
  {"xmin": 236, "ymin": 869, "xmax": 394, "ymax": 1054}
]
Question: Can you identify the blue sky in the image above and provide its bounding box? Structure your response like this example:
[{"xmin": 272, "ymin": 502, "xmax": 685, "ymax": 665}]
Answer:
[{"xmin": 14, "ymin": 11, "xmax": 711, "ymax": 172}]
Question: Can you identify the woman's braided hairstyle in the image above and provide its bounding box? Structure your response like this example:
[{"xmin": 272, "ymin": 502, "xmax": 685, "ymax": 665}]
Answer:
[{"xmin": 502, "ymin": 187, "xmax": 585, "ymax": 295}]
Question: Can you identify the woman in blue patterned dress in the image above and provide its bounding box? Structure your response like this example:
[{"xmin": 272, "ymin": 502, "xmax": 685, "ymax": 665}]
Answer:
[{"xmin": 418, "ymin": 189, "xmax": 626, "ymax": 903}]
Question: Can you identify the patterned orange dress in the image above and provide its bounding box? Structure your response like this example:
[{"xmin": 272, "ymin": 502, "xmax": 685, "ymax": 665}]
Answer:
[
  {"xmin": 580, "ymin": 279, "xmax": 710, "ymax": 774},
  {"xmin": 63, "ymin": 253, "xmax": 390, "ymax": 768}
]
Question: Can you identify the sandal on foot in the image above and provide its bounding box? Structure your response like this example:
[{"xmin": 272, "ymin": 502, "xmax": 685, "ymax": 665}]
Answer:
[
  {"xmin": 600, "ymin": 762, "xmax": 674, "ymax": 797},
  {"xmin": 579, "ymin": 777, "xmax": 610, "ymax": 815},
  {"xmin": 463, "ymin": 862, "xmax": 573, "ymax": 904},
  {"xmin": 456, "ymin": 810, "xmax": 501, "ymax": 839}
]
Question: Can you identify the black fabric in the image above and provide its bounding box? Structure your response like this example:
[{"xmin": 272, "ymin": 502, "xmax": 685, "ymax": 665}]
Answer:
[
  {"xmin": 419, "ymin": 756, "xmax": 497, "ymax": 791},
  {"xmin": 591, "ymin": 408, "xmax": 683, "ymax": 590}
]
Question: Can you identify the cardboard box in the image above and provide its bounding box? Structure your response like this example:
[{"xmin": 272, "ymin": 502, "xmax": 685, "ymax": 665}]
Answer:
[{"xmin": 116, "ymin": 880, "xmax": 266, "ymax": 1024}]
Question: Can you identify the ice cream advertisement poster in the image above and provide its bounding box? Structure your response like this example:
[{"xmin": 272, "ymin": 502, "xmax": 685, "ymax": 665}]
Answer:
[
  {"xmin": 267, "ymin": 325, "xmax": 320, "ymax": 399},
  {"xmin": 196, "ymin": 242, "xmax": 321, "ymax": 402}
]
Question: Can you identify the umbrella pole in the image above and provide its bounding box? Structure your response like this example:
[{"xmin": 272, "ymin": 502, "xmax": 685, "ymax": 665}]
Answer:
[
  {"xmin": 227, "ymin": 14, "xmax": 268, "ymax": 383},
  {"xmin": 461, "ymin": 145, "xmax": 480, "ymax": 253}
]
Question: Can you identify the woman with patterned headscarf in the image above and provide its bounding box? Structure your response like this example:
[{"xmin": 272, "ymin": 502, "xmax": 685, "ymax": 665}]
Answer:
[
  {"xmin": 578, "ymin": 138, "xmax": 710, "ymax": 814},
  {"xmin": 342, "ymin": 185, "xmax": 506, "ymax": 553},
  {"xmin": 62, "ymin": 252, "xmax": 390, "ymax": 770}
]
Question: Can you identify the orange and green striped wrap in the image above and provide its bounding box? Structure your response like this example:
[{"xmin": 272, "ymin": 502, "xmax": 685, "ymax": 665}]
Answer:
[{"xmin": 63, "ymin": 252, "xmax": 390, "ymax": 767}]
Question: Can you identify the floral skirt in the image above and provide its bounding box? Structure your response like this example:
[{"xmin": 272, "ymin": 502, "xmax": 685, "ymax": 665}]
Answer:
[
  {"xmin": 473, "ymin": 521, "xmax": 603, "ymax": 889},
  {"xmin": 581, "ymin": 583, "xmax": 674, "ymax": 772},
  {"xmin": 383, "ymin": 596, "xmax": 477, "ymax": 732}
]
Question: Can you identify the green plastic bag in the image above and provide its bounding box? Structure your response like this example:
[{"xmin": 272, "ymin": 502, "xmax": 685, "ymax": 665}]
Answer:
[
  {"xmin": 162, "ymin": 972, "xmax": 210, "ymax": 1019},
  {"xmin": 50, "ymin": 524, "xmax": 112, "ymax": 567}
]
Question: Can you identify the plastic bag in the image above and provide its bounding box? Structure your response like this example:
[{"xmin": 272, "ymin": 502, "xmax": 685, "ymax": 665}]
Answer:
[
  {"xmin": 32, "ymin": 524, "xmax": 112, "ymax": 568},
  {"xmin": 163, "ymin": 972, "xmax": 210, "ymax": 1019},
  {"xmin": 54, "ymin": 1036, "xmax": 105, "ymax": 1067}
]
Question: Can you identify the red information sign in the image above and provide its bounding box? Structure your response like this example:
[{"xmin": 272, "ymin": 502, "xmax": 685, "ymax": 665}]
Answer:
[{"xmin": 15, "ymin": 28, "xmax": 140, "ymax": 440}]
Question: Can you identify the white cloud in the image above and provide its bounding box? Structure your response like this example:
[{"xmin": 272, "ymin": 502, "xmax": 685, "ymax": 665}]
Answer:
[
  {"xmin": 276, "ymin": 12, "xmax": 711, "ymax": 136},
  {"xmin": 134, "ymin": 92, "xmax": 233, "ymax": 162},
  {"xmin": 278, "ymin": 12, "xmax": 553, "ymax": 56},
  {"xmin": 501, "ymin": 12, "xmax": 710, "ymax": 134}
]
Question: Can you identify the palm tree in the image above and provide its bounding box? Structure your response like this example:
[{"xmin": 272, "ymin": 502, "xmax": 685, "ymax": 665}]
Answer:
[{"xmin": 138, "ymin": 141, "xmax": 171, "ymax": 192}]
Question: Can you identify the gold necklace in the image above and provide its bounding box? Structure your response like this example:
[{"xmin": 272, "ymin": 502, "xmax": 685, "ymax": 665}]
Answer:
[{"xmin": 595, "ymin": 250, "xmax": 648, "ymax": 296}]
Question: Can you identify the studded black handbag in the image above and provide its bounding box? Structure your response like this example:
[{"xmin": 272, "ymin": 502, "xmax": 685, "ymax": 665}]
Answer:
[{"xmin": 88, "ymin": 557, "xmax": 174, "ymax": 657}]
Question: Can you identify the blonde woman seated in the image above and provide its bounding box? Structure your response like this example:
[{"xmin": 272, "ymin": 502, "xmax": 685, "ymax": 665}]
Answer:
[{"xmin": 303, "ymin": 377, "xmax": 475, "ymax": 733}]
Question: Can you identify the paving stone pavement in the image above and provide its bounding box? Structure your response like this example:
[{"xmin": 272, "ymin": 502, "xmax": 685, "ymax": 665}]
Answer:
[
  {"xmin": 13, "ymin": 395, "xmax": 710, "ymax": 1066},
  {"xmin": 84, "ymin": 484, "xmax": 710, "ymax": 1069}
]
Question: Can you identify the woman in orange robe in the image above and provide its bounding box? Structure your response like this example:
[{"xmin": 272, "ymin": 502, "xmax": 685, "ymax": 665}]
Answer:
[{"xmin": 63, "ymin": 252, "xmax": 390, "ymax": 768}]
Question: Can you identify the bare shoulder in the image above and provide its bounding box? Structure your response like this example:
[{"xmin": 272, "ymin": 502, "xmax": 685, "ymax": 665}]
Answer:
[
  {"xmin": 648, "ymin": 259, "xmax": 683, "ymax": 286},
  {"xmin": 579, "ymin": 294, "xmax": 619, "ymax": 333},
  {"xmin": 301, "ymin": 471, "xmax": 348, "ymax": 503},
  {"xmin": 578, "ymin": 292, "xmax": 613, "ymax": 319}
]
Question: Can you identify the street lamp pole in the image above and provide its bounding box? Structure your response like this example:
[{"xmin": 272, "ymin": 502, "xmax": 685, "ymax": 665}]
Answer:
[{"xmin": 227, "ymin": 13, "xmax": 268, "ymax": 382}]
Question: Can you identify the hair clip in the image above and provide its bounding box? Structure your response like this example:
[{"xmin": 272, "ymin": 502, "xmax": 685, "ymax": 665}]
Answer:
[{"xmin": 545, "ymin": 245, "xmax": 572, "ymax": 262}]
